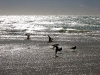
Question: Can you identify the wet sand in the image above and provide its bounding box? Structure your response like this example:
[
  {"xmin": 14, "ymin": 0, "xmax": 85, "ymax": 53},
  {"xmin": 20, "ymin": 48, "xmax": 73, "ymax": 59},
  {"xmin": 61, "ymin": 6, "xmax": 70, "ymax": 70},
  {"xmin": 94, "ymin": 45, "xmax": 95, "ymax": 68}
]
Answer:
[{"xmin": 0, "ymin": 35, "xmax": 100, "ymax": 75}]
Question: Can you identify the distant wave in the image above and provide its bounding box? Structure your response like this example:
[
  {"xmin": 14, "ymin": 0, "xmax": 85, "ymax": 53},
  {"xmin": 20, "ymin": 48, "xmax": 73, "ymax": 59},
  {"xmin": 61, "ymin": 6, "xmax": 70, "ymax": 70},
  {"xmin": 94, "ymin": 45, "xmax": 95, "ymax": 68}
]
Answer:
[{"xmin": 58, "ymin": 28, "xmax": 91, "ymax": 33}]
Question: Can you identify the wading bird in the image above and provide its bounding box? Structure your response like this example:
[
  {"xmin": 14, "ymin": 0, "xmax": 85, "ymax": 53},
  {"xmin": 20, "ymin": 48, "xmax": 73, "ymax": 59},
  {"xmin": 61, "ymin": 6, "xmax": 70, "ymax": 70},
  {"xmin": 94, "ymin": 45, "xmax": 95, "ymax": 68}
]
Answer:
[
  {"xmin": 25, "ymin": 33, "xmax": 30, "ymax": 40},
  {"xmin": 48, "ymin": 35, "xmax": 53, "ymax": 43},
  {"xmin": 52, "ymin": 44, "xmax": 62, "ymax": 57},
  {"xmin": 70, "ymin": 46, "xmax": 76, "ymax": 50}
]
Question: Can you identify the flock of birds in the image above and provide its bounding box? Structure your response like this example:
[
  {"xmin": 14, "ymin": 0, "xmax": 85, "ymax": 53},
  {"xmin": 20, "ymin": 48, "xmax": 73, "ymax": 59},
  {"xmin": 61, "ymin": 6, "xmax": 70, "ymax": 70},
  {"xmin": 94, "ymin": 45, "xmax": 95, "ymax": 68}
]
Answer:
[
  {"xmin": 48, "ymin": 35, "xmax": 76, "ymax": 57},
  {"xmin": 25, "ymin": 34, "xmax": 76, "ymax": 57}
]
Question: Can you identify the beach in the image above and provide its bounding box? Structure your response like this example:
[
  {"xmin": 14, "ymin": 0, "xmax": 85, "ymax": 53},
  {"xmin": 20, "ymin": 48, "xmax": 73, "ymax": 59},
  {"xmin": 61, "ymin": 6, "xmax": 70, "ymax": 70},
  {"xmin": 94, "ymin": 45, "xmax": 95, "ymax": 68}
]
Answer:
[
  {"xmin": 0, "ymin": 33, "xmax": 100, "ymax": 75},
  {"xmin": 0, "ymin": 15, "xmax": 100, "ymax": 75}
]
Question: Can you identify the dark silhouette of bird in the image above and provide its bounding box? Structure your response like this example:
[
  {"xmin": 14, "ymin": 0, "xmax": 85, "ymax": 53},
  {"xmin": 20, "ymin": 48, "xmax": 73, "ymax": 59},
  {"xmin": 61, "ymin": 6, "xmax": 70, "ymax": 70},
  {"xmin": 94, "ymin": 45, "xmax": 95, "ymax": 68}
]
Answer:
[
  {"xmin": 48, "ymin": 35, "xmax": 53, "ymax": 43},
  {"xmin": 25, "ymin": 33, "xmax": 30, "ymax": 40},
  {"xmin": 70, "ymin": 46, "xmax": 76, "ymax": 50},
  {"xmin": 51, "ymin": 44, "xmax": 62, "ymax": 57},
  {"xmin": 55, "ymin": 46, "xmax": 62, "ymax": 57},
  {"xmin": 56, "ymin": 47, "xmax": 62, "ymax": 52}
]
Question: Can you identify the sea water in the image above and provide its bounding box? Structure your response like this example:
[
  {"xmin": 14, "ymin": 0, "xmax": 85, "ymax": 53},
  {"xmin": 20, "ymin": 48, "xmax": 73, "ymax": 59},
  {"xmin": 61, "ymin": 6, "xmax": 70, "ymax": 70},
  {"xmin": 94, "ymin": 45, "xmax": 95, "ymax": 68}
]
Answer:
[{"xmin": 0, "ymin": 15, "xmax": 100, "ymax": 41}]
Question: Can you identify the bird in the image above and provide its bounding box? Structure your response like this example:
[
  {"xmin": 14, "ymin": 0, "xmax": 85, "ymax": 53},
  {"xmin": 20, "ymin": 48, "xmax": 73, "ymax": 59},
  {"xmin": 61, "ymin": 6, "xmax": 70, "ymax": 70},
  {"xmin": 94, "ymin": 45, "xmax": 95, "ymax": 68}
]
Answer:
[
  {"xmin": 51, "ymin": 44, "xmax": 62, "ymax": 57},
  {"xmin": 48, "ymin": 35, "xmax": 53, "ymax": 43},
  {"xmin": 55, "ymin": 46, "xmax": 62, "ymax": 57},
  {"xmin": 25, "ymin": 33, "xmax": 30, "ymax": 40},
  {"xmin": 70, "ymin": 46, "xmax": 76, "ymax": 50},
  {"xmin": 57, "ymin": 47, "xmax": 62, "ymax": 52}
]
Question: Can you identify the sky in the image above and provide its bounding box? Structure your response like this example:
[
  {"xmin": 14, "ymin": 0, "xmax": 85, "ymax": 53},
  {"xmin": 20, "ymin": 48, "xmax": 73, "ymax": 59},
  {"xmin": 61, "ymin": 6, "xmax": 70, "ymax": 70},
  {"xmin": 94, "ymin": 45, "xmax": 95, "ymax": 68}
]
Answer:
[{"xmin": 0, "ymin": 0, "xmax": 100, "ymax": 15}]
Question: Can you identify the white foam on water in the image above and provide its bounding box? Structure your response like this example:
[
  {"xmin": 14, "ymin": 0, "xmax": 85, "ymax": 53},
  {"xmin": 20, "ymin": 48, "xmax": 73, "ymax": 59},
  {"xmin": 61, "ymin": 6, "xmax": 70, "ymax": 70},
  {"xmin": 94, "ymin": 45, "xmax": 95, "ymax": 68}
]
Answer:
[
  {"xmin": 33, "ymin": 26, "xmax": 47, "ymax": 31},
  {"xmin": 51, "ymin": 28, "xmax": 63, "ymax": 31},
  {"xmin": 66, "ymin": 28, "xmax": 76, "ymax": 31}
]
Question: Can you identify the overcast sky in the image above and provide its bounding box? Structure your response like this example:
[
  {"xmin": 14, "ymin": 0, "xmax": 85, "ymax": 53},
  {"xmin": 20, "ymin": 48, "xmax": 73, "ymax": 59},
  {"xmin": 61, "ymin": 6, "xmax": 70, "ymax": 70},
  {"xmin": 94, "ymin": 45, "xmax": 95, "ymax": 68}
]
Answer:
[{"xmin": 0, "ymin": 0, "xmax": 100, "ymax": 15}]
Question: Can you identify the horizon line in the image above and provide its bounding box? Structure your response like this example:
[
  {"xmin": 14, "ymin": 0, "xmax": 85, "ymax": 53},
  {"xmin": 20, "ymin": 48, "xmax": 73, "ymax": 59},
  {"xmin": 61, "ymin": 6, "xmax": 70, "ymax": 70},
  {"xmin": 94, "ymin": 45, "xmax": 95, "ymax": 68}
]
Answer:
[{"xmin": 0, "ymin": 14, "xmax": 100, "ymax": 16}]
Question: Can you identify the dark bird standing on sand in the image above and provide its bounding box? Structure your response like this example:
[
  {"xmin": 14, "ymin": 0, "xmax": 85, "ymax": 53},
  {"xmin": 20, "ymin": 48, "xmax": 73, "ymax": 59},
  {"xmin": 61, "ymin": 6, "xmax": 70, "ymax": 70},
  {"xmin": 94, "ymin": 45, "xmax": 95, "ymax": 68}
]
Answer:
[
  {"xmin": 70, "ymin": 46, "xmax": 76, "ymax": 50},
  {"xmin": 25, "ymin": 33, "xmax": 30, "ymax": 40},
  {"xmin": 52, "ymin": 44, "xmax": 62, "ymax": 57},
  {"xmin": 48, "ymin": 35, "xmax": 53, "ymax": 42}
]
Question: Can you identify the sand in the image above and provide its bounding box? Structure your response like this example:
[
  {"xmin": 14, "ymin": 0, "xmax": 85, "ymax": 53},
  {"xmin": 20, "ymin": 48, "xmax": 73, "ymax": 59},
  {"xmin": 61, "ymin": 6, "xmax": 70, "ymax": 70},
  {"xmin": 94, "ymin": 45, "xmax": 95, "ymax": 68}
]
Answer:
[{"xmin": 0, "ymin": 35, "xmax": 100, "ymax": 75}]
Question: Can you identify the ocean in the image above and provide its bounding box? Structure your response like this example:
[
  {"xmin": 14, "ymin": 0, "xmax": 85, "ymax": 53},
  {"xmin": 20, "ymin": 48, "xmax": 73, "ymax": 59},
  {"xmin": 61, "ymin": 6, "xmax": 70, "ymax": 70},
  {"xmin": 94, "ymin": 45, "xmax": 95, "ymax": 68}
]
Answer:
[{"xmin": 0, "ymin": 15, "xmax": 100, "ymax": 42}]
